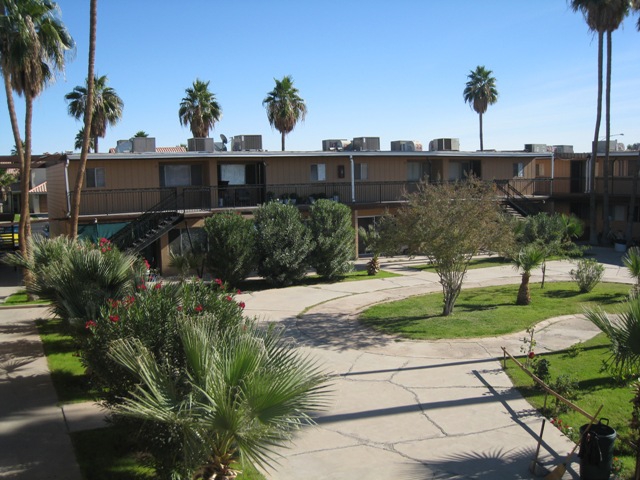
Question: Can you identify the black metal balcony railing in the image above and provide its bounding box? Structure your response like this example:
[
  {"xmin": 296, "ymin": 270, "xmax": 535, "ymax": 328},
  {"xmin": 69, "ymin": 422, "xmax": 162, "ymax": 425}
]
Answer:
[{"xmin": 69, "ymin": 177, "xmax": 639, "ymax": 217}]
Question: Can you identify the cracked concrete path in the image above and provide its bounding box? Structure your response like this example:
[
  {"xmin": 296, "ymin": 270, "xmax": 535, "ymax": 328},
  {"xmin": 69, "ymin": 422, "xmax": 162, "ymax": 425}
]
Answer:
[{"xmin": 240, "ymin": 248, "xmax": 633, "ymax": 479}]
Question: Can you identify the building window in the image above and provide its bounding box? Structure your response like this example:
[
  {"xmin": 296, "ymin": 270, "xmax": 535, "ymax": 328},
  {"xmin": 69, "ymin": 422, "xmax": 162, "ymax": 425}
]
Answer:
[
  {"xmin": 160, "ymin": 164, "xmax": 203, "ymax": 187},
  {"xmin": 310, "ymin": 164, "xmax": 326, "ymax": 182},
  {"xmin": 86, "ymin": 167, "xmax": 105, "ymax": 188},
  {"xmin": 220, "ymin": 164, "xmax": 246, "ymax": 185},
  {"xmin": 354, "ymin": 163, "xmax": 368, "ymax": 180},
  {"xmin": 513, "ymin": 162, "xmax": 524, "ymax": 178},
  {"xmin": 535, "ymin": 163, "xmax": 545, "ymax": 177}
]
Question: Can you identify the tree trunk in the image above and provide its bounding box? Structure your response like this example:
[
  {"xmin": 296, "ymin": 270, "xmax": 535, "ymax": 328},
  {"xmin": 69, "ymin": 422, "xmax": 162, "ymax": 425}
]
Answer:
[
  {"xmin": 626, "ymin": 152, "xmax": 640, "ymax": 245},
  {"xmin": 602, "ymin": 30, "xmax": 612, "ymax": 242},
  {"xmin": 589, "ymin": 31, "xmax": 604, "ymax": 245},
  {"xmin": 541, "ymin": 261, "xmax": 546, "ymax": 289},
  {"xmin": 94, "ymin": 135, "xmax": 98, "ymax": 153},
  {"xmin": 517, "ymin": 272, "xmax": 531, "ymax": 305},
  {"xmin": 21, "ymin": 94, "xmax": 34, "ymax": 296},
  {"xmin": 479, "ymin": 112, "xmax": 484, "ymax": 151},
  {"xmin": 70, "ymin": 0, "xmax": 97, "ymax": 239},
  {"xmin": 281, "ymin": 130, "xmax": 285, "ymax": 151}
]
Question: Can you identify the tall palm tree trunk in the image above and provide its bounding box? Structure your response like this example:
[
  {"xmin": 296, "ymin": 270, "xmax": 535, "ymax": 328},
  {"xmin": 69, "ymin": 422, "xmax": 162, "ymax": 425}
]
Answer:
[
  {"xmin": 602, "ymin": 30, "xmax": 613, "ymax": 242},
  {"xmin": 627, "ymin": 152, "xmax": 640, "ymax": 246},
  {"xmin": 281, "ymin": 131, "xmax": 285, "ymax": 151},
  {"xmin": 21, "ymin": 95, "xmax": 35, "ymax": 295},
  {"xmin": 93, "ymin": 135, "xmax": 98, "ymax": 153},
  {"xmin": 70, "ymin": 0, "xmax": 97, "ymax": 239},
  {"xmin": 589, "ymin": 31, "xmax": 604, "ymax": 245},
  {"xmin": 479, "ymin": 112, "xmax": 484, "ymax": 151}
]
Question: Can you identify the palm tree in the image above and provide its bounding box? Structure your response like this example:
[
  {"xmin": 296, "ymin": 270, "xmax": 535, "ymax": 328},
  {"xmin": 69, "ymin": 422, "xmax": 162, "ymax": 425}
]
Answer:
[
  {"xmin": 513, "ymin": 244, "xmax": 545, "ymax": 305},
  {"xmin": 585, "ymin": 296, "xmax": 640, "ymax": 377},
  {"xmin": 463, "ymin": 66, "xmax": 498, "ymax": 151},
  {"xmin": 600, "ymin": 1, "xmax": 629, "ymax": 242},
  {"xmin": 108, "ymin": 317, "xmax": 329, "ymax": 479},
  {"xmin": 133, "ymin": 130, "xmax": 148, "ymax": 137},
  {"xmin": 74, "ymin": 127, "xmax": 94, "ymax": 152},
  {"xmin": 570, "ymin": 0, "xmax": 627, "ymax": 244},
  {"xmin": 65, "ymin": 74, "xmax": 123, "ymax": 154},
  {"xmin": 68, "ymin": 0, "xmax": 96, "ymax": 239},
  {"xmin": 624, "ymin": 247, "xmax": 640, "ymax": 297},
  {"xmin": 263, "ymin": 75, "xmax": 307, "ymax": 151},
  {"xmin": 178, "ymin": 79, "xmax": 222, "ymax": 138},
  {"xmin": 0, "ymin": 0, "xmax": 74, "ymax": 284}
]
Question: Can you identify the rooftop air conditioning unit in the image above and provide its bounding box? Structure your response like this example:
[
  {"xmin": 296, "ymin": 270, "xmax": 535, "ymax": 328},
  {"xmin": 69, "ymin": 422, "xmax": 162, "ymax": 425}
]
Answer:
[
  {"xmin": 595, "ymin": 140, "xmax": 621, "ymax": 153},
  {"xmin": 553, "ymin": 145, "xmax": 574, "ymax": 154},
  {"xmin": 322, "ymin": 139, "xmax": 351, "ymax": 151},
  {"xmin": 232, "ymin": 135, "xmax": 263, "ymax": 151},
  {"xmin": 429, "ymin": 138, "xmax": 460, "ymax": 151},
  {"xmin": 187, "ymin": 137, "xmax": 214, "ymax": 152},
  {"xmin": 115, "ymin": 139, "xmax": 132, "ymax": 153},
  {"xmin": 391, "ymin": 140, "xmax": 423, "ymax": 152},
  {"xmin": 352, "ymin": 137, "xmax": 380, "ymax": 151},
  {"xmin": 131, "ymin": 137, "xmax": 156, "ymax": 153},
  {"xmin": 524, "ymin": 143, "xmax": 547, "ymax": 153}
]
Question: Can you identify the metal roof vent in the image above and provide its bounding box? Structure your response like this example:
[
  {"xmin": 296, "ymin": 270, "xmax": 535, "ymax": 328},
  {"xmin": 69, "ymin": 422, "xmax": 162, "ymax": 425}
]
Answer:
[
  {"xmin": 232, "ymin": 135, "xmax": 263, "ymax": 151},
  {"xmin": 391, "ymin": 140, "xmax": 423, "ymax": 152},
  {"xmin": 429, "ymin": 138, "xmax": 460, "ymax": 151},
  {"xmin": 352, "ymin": 137, "xmax": 380, "ymax": 151},
  {"xmin": 322, "ymin": 139, "xmax": 351, "ymax": 151},
  {"xmin": 187, "ymin": 138, "xmax": 214, "ymax": 152}
]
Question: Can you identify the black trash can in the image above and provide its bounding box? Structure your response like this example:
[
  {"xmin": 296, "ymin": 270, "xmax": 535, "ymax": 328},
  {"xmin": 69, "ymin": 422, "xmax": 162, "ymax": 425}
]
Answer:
[{"xmin": 578, "ymin": 419, "xmax": 617, "ymax": 480}]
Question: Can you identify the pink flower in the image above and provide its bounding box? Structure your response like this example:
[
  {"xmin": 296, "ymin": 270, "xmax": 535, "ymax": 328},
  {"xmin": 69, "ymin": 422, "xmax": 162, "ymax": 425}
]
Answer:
[
  {"xmin": 195, "ymin": 305, "xmax": 203, "ymax": 313},
  {"xmin": 137, "ymin": 284, "xmax": 147, "ymax": 291},
  {"xmin": 238, "ymin": 301, "xmax": 245, "ymax": 310},
  {"xmin": 215, "ymin": 278, "xmax": 223, "ymax": 287},
  {"xmin": 144, "ymin": 259, "xmax": 151, "ymax": 269},
  {"xmin": 528, "ymin": 351, "xmax": 535, "ymax": 359},
  {"xmin": 109, "ymin": 315, "xmax": 120, "ymax": 323},
  {"xmin": 236, "ymin": 289, "xmax": 242, "ymax": 295},
  {"xmin": 177, "ymin": 306, "xmax": 183, "ymax": 312},
  {"xmin": 85, "ymin": 320, "xmax": 97, "ymax": 329},
  {"xmin": 154, "ymin": 283, "xmax": 162, "ymax": 290},
  {"xmin": 225, "ymin": 295, "xmax": 232, "ymax": 302}
]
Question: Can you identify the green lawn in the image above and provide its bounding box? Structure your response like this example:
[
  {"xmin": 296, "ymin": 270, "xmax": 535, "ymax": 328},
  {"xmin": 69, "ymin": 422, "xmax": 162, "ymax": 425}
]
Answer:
[
  {"xmin": 3, "ymin": 289, "xmax": 49, "ymax": 305},
  {"xmin": 413, "ymin": 256, "xmax": 512, "ymax": 271},
  {"xmin": 505, "ymin": 334, "xmax": 635, "ymax": 476},
  {"xmin": 359, "ymin": 282, "xmax": 630, "ymax": 339}
]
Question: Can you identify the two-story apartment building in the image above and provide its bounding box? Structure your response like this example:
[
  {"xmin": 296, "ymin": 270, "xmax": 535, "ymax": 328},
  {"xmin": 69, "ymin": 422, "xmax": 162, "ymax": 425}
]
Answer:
[{"xmin": 40, "ymin": 135, "xmax": 640, "ymax": 274}]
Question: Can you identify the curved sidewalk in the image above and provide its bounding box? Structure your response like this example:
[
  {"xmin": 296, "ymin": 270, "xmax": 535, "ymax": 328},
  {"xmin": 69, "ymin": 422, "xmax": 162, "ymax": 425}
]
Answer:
[
  {"xmin": 0, "ymin": 248, "xmax": 632, "ymax": 479},
  {"xmin": 241, "ymin": 249, "xmax": 632, "ymax": 480}
]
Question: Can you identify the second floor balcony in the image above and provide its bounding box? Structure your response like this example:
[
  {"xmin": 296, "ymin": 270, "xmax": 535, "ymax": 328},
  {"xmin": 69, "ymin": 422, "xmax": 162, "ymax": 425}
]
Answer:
[{"xmin": 69, "ymin": 176, "xmax": 639, "ymax": 217}]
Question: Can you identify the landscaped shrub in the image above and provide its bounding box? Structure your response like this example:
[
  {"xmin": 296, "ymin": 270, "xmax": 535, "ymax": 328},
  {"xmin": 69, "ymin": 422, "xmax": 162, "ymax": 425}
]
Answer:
[
  {"xmin": 5, "ymin": 236, "xmax": 141, "ymax": 330},
  {"xmin": 82, "ymin": 279, "xmax": 247, "ymax": 479},
  {"xmin": 551, "ymin": 374, "xmax": 579, "ymax": 413},
  {"xmin": 254, "ymin": 201, "xmax": 314, "ymax": 287},
  {"xmin": 308, "ymin": 199, "xmax": 355, "ymax": 280},
  {"xmin": 532, "ymin": 357, "xmax": 551, "ymax": 385},
  {"xmin": 203, "ymin": 212, "xmax": 257, "ymax": 286},
  {"xmin": 570, "ymin": 258, "xmax": 605, "ymax": 293}
]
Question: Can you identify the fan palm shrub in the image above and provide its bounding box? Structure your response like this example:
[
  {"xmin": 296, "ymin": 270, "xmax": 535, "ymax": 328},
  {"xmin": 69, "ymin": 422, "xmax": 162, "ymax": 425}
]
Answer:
[
  {"xmin": 624, "ymin": 246, "xmax": 640, "ymax": 298},
  {"xmin": 586, "ymin": 296, "xmax": 640, "ymax": 379},
  {"xmin": 513, "ymin": 244, "xmax": 545, "ymax": 305},
  {"xmin": 4, "ymin": 236, "xmax": 140, "ymax": 328},
  {"xmin": 108, "ymin": 316, "xmax": 329, "ymax": 479}
]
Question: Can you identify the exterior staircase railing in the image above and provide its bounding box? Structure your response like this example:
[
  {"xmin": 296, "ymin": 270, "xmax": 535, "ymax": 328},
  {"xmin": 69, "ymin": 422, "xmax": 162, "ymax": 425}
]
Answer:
[
  {"xmin": 109, "ymin": 190, "xmax": 184, "ymax": 253},
  {"xmin": 494, "ymin": 180, "xmax": 541, "ymax": 217}
]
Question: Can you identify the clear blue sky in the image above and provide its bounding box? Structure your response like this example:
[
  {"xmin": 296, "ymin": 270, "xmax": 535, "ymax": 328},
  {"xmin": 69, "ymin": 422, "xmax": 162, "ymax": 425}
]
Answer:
[{"xmin": 2, "ymin": 0, "xmax": 639, "ymax": 155}]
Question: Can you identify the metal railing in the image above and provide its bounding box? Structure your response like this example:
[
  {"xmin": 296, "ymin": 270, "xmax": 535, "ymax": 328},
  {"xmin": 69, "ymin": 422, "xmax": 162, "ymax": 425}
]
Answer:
[{"xmin": 70, "ymin": 177, "xmax": 639, "ymax": 217}]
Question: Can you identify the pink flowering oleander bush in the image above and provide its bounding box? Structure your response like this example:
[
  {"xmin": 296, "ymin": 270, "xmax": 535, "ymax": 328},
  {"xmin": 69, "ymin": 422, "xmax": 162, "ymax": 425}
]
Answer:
[
  {"xmin": 81, "ymin": 279, "xmax": 248, "ymax": 479},
  {"xmin": 82, "ymin": 279, "xmax": 246, "ymax": 405}
]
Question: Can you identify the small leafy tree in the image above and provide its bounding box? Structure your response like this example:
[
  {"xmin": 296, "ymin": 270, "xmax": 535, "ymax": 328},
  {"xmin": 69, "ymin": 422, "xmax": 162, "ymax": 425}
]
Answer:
[
  {"xmin": 308, "ymin": 199, "xmax": 355, "ymax": 280},
  {"xmin": 203, "ymin": 212, "xmax": 256, "ymax": 286},
  {"xmin": 379, "ymin": 178, "xmax": 513, "ymax": 316},
  {"xmin": 254, "ymin": 202, "xmax": 314, "ymax": 287}
]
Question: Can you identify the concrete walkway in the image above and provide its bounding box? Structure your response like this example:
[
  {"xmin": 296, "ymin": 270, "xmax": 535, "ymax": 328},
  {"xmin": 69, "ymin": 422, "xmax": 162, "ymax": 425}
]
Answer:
[{"xmin": 0, "ymin": 248, "xmax": 633, "ymax": 479}]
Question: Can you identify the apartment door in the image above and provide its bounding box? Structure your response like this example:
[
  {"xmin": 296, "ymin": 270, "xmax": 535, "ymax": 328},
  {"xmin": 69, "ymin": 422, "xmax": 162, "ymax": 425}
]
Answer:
[{"xmin": 570, "ymin": 161, "xmax": 584, "ymax": 194}]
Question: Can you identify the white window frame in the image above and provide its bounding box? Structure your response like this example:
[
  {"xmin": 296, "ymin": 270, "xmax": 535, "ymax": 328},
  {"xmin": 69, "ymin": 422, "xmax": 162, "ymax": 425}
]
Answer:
[
  {"xmin": 513, "ymin": 162, "xmax": 525, "ymax": 178},
  {"xmin": 311, "ymin": 163, "xmax": 326, "ymax": 182}
]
